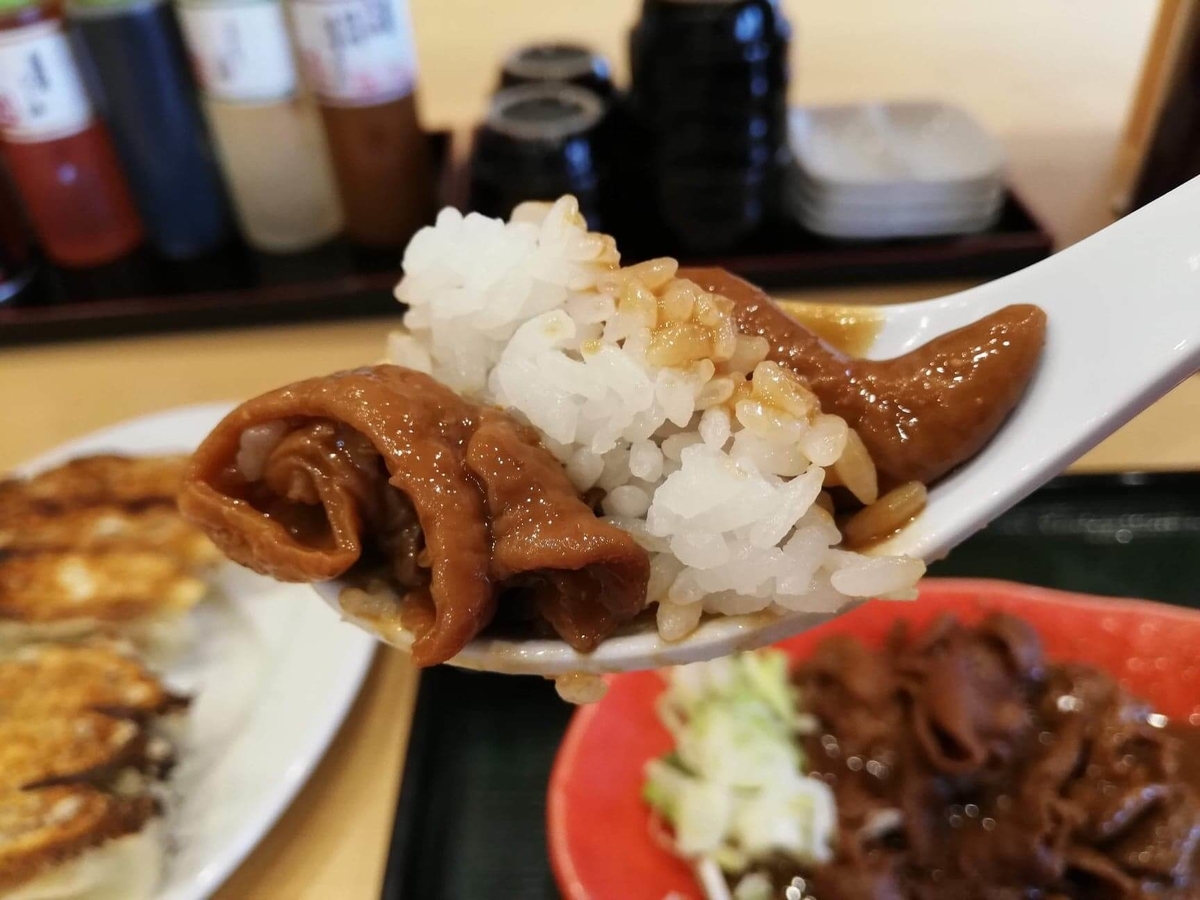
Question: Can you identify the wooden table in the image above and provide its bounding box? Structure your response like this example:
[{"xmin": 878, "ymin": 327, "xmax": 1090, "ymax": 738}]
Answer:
[{"xmin": 0, "ymin": 1, "xmax": 1190, "ymax": 896}]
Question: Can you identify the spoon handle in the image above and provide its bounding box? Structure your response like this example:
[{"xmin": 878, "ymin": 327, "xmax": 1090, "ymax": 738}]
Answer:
[{"xmin": 887, "ymin": 174, "xmax": 1200, "ymax": 561}]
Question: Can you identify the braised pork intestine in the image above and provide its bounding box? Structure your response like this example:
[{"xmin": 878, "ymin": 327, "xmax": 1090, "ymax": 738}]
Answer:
[
  {"xmin": 791, "ymin": 614, "xmax": 1200, "ymax": 899},
  {"xmin": 179, "ymin": 365, "xmax": 650, "ymax": 665}
]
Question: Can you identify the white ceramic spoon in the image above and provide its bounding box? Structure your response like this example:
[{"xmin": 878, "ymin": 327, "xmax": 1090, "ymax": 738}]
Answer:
[{"xmin": 317, "ymin": 175, "xmax": 1200, "ymax": 676}]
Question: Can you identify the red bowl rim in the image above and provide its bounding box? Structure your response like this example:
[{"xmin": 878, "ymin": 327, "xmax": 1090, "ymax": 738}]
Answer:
[{"xmin": 547, "ymin": 577, "xmax": 1200, "ymax": 900}]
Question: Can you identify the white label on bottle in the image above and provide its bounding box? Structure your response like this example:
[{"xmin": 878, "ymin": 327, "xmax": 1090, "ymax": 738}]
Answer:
[
  {"xmin": 179, "ymin": 0, "xmax": 297, "ymax": 104},
  {"xmin": 0, "ymin": 22, "xmax": 93, "ymax": 143},
  {"xmin": 291, "ymin": 0, "xmax": 415, "ymax": 106}
]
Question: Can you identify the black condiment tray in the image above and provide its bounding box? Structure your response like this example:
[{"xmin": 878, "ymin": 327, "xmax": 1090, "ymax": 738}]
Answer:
[
  {"xmin": 0, "ymin": 124, "xmax": 1052, "ymax": 346},
  {"xmin": 623, "ymin": 191, "xmax": 1052, "ymax": 290},
  {"xmin": 0, "ymin": 131, "xmax": 456, "ymax": 347},
  {"xmin": 380, "ymin": 471, "xmax": 1200, "ymax": 900}
]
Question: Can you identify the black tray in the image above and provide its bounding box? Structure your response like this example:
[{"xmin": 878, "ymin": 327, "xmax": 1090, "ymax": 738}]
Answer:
[
  {"xmin": 0, "ymin": 169, "xmax": 1051, "ymax": 346},
  {"xmin": 620, "ymin": 192, "xmax": 1051, "ymax": 291},
  {"xmin": 381, "ymin": 472, "xmax": 1200, "ymax": 900},
  {"xmin": 0, "ymin": 131, "xmax": 458, "ymax": 347}
]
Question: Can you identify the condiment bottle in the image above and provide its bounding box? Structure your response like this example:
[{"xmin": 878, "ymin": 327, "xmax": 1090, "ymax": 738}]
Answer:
[
  {"xmin": 68, "ymin": 0, "xmax": 232, "ymax": 259},
  {"xmin": 176, "ymin": 0, "xmax": 342, "ymax": 253},
  {"xmin": 0, "ymin": 0, "xmax": 142, "ymax": 267},
  {"xmin": 500, "ymin": 42, "xmax": 614, "ymax": 98},
  {"xmin": 628, "ymin": 0, "xmax": 791, "ymax": 253},
  {"xmin": 289, "ymin": 0, "xmax": 434, "ymax": 249},
  {"xmin": 469, "ymin": 83, "xmax": 608, "ymax": 228}
]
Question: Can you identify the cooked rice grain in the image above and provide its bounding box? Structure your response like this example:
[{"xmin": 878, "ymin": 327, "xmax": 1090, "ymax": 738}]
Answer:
[
  {"xmin": 388, "ymin": 197, "xmax": 925, "ymax": 643},
  {"xmin": 843, "ymin": 481, "xmax": 928, "ymax": 548},
  {"xmin": 830, "ymin": 427, "xmax": 879, "ymax": 505}
]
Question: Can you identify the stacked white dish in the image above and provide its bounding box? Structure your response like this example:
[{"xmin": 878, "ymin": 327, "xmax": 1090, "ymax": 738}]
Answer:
[{"xmin": 787, "ymin": 101, "xmax": 1006, "ymax": 240}]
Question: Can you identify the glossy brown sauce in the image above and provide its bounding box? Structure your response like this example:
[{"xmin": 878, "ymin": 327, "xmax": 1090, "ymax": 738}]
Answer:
[
  {"xmin": 774, "ymin": 615, "xmax": 1200, "ymax": 899},
  {"xmin": 178, "ymin": 365, "xmax": 649, "ymax": 665},
  {"xmin": 178, "ymin": 268, "xmax": 1051, "ymax": 663},
  {"xmin": 1168, "ymin": 724, "xmax": 1200, "ymax": 793},
  {"xmin": 775, "ymin": 300, "xmax": 884, "ymax": 358},
  {"xmin": 682, "ymin": 268, "xmax": 1047, "ymax": 486}
]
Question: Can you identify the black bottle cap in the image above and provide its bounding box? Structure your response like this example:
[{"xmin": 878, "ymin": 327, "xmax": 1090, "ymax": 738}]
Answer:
[
  {"xmin": 485, "ymin": 82, "xmax": 606, "ymax": 142},
  {"xmin": 501, "ymin": 43, "xmax": 614, "ymax": 97},
  {"xmin": 471, "ymin": 84, "xmax": 609, "ymax": 226}
]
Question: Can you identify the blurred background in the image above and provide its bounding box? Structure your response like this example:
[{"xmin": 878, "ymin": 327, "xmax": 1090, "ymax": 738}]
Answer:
[
  {"xmin": 0, "ymin": 0, "xmax": 1188, "ymax": 345},
  {"xmin": 2, "ymin": 2, "xmax": 1199, "ymax": 897},
  {"xmin": 411, "ymin": 0, "xmax": 1155, "ymax": 246}
]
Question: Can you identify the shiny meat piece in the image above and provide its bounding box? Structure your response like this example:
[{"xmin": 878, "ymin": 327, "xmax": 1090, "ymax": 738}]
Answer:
[
  {"xmin": 1106, "ymin": 792, "xmax": 1200, "ymax": 882},
  {"xmin": 180, "ymin": 367, "xmax": 494, "ymax": 666},
  {"xmin": 804, "ymin": 856, "xmax": 907, "ymax": 900},
  {"xmin": 789, "ymin": 614, "xmax": 1200, "ymax": 900},
  {"xmin": 681, "ymin": 268, "xmax": 1046, "ymax": 486},
  {"xmin": 896, "ymin": 613, "xmax": 1037, "ymax": 773},
  {"xmin": 467, "ymin": 412, "xmax": 650, "ymax": 651},
  {"xmin": 1062, "ymin": 845, "xmax": 1140, "ymax": 898},
  {"xmin": 179, "ymin": 365, "xmax": 650, "ymax": 665}
]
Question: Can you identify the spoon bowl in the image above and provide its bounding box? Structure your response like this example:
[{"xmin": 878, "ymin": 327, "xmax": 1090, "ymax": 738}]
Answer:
[
  {"xmin": 315, "ymin": 580, "xmax": 863, "ymax": 675},
  {"xmin": 318, "ymin": 175, "xmax": 1200, "ymax": 675}
]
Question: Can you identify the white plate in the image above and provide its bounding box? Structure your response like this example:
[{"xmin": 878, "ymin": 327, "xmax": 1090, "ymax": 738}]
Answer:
[
  {"xmin": 789, "ymin": 101, "xmax": 1005, "ymax": 190},
  {"xmin": 788, "ymin": 167, "xmax": 1004, "ymax": 212},
  {"xmin": 15, "ymin": 404, "xmax": 378, "ymax": 900},
  {"xmin": 790, "ymin": 188, "xmax": 1002, "ymax": 225},
  {"xmin": 788, "ymin": 187, "xmax": 1003, "ymax": 226},
  {"xmin": 796, "ymin": 202, "xmax": 1001, "ymax": 239}
]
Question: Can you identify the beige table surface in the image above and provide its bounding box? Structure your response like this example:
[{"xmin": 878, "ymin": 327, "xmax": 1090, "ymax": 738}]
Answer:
[{"xmin": 2, "ymin": 1, "xmax": 1195, "ymax": 897}]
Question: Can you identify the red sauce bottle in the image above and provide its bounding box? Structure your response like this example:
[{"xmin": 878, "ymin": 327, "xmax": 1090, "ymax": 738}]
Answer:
[{"xmin": 0, "ymin": 0, "xmax": 142, "ymax": 267}]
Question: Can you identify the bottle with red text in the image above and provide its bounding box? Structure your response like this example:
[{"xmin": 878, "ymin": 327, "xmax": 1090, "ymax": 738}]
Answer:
[
  {"xmin": 176, "ymin": 0, "xmax": 343, "ymax": 252},
  {"xmin": 290, "ymin": 0, "xmax": 434, "ymax": 248},
  {"xmin": 0, "ymin": 0, "xmax": 142, "ymax": 267}
]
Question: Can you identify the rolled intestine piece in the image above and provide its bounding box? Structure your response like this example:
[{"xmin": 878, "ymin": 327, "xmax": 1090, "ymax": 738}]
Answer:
[{"xmin": 179, "ymin": 365, "xmax": 649, "ymax": 665}]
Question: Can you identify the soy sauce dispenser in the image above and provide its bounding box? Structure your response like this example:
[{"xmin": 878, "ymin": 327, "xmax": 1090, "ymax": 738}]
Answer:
[
  {"xmin": 469, "ymin": 83, "xmax": 609, "ymax": 229},
  {"xmin": 500, "ymin": 43, "xmax": 614, "ymax": 99},
  {"xmin": 627, "ymin": 0, "xmax": 791, "ymax": 253}
]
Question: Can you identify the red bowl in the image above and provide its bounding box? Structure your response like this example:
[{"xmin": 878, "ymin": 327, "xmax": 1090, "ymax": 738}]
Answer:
[{"xmin": 547, "ymin": 578, "xmax": 1200, "ymax": 900}]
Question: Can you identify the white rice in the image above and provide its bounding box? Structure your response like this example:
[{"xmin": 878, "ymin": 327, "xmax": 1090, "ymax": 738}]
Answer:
[{"xmin": 388, "ymin": 196, "xmax": 924, "ymax": 643}]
